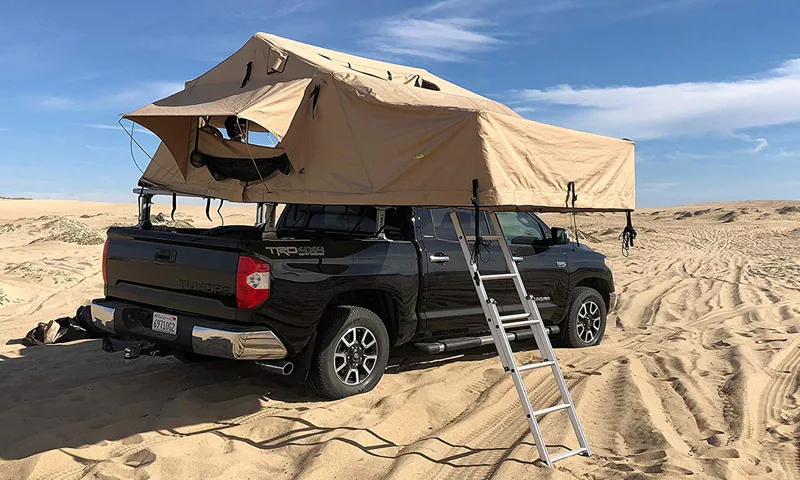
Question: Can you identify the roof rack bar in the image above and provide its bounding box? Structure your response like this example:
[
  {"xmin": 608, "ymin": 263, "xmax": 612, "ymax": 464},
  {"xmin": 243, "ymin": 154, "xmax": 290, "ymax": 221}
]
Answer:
[{"xmin": 133, "ymin": 187, "xmax": 205, "ymax": 199}]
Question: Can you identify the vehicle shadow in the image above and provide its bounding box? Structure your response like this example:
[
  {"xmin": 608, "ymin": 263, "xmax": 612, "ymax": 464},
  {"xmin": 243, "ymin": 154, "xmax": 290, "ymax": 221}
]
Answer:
[
  {"xmin": 0, "ymin": 338, "xmax": 548, "ymax": 468},
  {"xmin": 0, "ymin": 339, "xmax": 307, "ymax": 461}
]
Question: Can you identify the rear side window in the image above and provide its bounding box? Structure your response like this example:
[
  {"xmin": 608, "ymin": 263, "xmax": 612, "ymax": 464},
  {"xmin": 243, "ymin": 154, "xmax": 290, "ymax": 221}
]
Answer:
[
  {"xmin": 279, "ymin": 205, "xmax": 376, "ymax": 234},
  {"xmin": 277, "ymin": 204, "xmax": 411, "ymax": 239}
]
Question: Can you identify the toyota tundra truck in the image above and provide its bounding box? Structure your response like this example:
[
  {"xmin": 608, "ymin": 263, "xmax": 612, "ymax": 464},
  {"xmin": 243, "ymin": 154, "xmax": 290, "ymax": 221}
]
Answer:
[{"xmin": 91, "ymin": 204, "xmax": 615, "ymax": 399}]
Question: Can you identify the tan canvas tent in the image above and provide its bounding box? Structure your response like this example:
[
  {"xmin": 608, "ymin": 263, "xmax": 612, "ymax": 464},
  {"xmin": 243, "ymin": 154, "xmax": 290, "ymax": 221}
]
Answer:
[{"xmin": 126, "ymin": 33, "xmax": 635, "ymax": 211}]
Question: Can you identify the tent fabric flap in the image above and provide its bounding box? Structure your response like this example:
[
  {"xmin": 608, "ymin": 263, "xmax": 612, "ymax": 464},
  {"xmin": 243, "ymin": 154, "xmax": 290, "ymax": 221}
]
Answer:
[{"xmin": 127, "ymin": 32, "xmax": 635, "ymax": 212}]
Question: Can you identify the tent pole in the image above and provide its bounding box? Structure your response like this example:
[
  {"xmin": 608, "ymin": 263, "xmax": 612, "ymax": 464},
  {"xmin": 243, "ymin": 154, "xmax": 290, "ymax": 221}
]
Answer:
[
  {"xmin": 375, "ymin": 207, "xmax": 387, "ymax": 240},
  {"xmin": 260, "ymin": 202, "xmax": 277, "ymax": 239},
  {"xmin": 137, "ymin": 193, "xmax": 153, "ymax": 228}
]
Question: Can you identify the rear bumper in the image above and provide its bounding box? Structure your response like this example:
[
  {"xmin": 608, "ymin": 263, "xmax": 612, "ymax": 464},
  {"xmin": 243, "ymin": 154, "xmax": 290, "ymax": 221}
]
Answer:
[{"xmin": 90, "ymin": 299, "xmax": 287, "ymax": 360}]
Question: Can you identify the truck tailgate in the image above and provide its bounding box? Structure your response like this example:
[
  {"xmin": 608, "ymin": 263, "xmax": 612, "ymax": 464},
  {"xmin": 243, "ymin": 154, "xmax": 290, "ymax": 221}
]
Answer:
[{"xmin": 105, "ymin": 227, "xmax": 244, "ymax": 320}]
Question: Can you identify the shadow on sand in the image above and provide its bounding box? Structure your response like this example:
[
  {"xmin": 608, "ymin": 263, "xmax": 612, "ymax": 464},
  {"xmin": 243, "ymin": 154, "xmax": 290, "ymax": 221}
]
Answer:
[{"xmin": 0, "ymin": 338, "xmax": 551, "ymax": 470}]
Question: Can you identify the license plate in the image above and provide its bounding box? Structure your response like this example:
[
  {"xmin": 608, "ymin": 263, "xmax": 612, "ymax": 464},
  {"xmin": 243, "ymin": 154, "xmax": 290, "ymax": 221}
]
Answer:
[{"xmin": 152, "ymin": 312, "xmax": 178, "ymax": 335}]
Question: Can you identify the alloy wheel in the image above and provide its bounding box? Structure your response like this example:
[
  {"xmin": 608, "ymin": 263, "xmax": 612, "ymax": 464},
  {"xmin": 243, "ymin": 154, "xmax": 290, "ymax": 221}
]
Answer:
[
  {"xmin": 576, "ymin": 300, "xmax": 602, "ymax": 344},
  {"xmin": 334, "ymin": 326, "xmax": 379, "ymax": 385}
]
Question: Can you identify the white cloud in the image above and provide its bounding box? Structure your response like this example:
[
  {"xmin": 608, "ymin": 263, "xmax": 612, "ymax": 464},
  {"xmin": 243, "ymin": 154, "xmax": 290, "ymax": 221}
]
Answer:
[
  {"xmin": 421, "ymin": 0, "xmax": 498, "ymax": 14},
  {"xmin": 82, "ymin": 123, "xmax": 157, "ymax": 136},
  {"xmin": 369, "ymin": 17, "xmax": 502, "ymax": 62},
  {"xmin": 36, "ymin": 95, "xmax": 76, "ymax": 109},
  {"xmin": 759, "ymin": 148, "xmax": 800, "ymax": 162},
  {"xmin": 626, "ymin": 0, "xmax": 715, "ymax": 17},
  {"xmin": 750, "ymin": 138, "xmax": 769, "ymax": 153},
  {"xmin": 35, "ymin": 82, "xmax": 182, "ymax": 111},
  {"xmin": 366, "ymin": 0, "xmax": 713, "ymax": 62},
  {"xmin": 511, "ymin": 59, "xmax": 800, "ymax": 140},
  {"xmin": 225, "ymin": 0, "xmax": 321, "ymax": 20},
  {"xmin": 267, "ymin": 0, "xmax": 320, "ymax": 18},
  {"xmin": 82, "ymin": 124, "xmax": 122, "ymax": 132}
]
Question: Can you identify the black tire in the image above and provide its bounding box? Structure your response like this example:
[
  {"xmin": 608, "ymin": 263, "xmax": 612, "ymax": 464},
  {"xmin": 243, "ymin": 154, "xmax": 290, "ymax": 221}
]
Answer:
[
  {"xmin": 306, "ymin": 306, "xmax": 390, "ymax": 399},
  {"xmin": 560, "ymin": 287, "xmax": 607, "ymax": 348}
]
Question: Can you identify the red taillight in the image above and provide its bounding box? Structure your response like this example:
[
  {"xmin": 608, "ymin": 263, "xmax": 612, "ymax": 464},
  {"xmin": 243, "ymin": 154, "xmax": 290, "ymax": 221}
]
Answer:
[
  {"xmin": 236, "ymin": 256, "xmax": 271, "ymax": 309},
  {"xmin": 102, "ymin": 239, "xmax": 109, "ymax": 285}
]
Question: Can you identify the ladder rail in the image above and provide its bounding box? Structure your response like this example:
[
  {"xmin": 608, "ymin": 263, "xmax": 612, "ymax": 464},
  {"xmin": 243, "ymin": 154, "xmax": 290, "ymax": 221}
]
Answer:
[
  {"xmin": 487, "ymin": 299, "xmax": 552, "ymax": 465},
  {"xmin": 526, "ymin": 297, "xmax": 591, "ymax": 452},
  {"xmin": 488, "ymin": 210, "xmax": 589, "ymax": 446},
  {"xmin": 448, "ymin": 209, "xmax": 513, "ymax": 372},
  {"xmin": 487, "ymin": 213, "xmax": 535, "ymax": 311},
  {"xmin": 447, "ymin": 207, "xmax": 591, "ymax": 468}
]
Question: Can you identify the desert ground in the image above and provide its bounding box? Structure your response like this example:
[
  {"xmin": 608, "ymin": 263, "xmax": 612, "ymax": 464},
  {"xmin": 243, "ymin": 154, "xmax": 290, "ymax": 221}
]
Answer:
[{"xmin": 0, "ymin": 199, "xmax": 798, "ymax": 479}]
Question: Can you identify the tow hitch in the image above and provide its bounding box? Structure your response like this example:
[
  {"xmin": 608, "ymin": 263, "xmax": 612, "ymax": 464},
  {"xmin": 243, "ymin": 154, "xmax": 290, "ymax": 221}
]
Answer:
[{"xmin": 102, "ymin": 338, "xmax": 171, "ymax": 360}]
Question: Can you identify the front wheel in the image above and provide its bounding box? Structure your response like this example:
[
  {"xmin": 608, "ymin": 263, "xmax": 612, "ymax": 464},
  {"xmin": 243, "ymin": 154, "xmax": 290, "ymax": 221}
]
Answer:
[
  {"xmin": 306, "ymin": 306, "xmax": 390, "ymax": 399},
  {"xmin": 560, "ymin": 287, "xmax": 607, "ymax": 348}
]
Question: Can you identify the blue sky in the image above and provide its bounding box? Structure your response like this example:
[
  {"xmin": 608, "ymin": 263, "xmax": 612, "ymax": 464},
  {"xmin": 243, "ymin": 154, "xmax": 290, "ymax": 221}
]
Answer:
[{"xmin": 1, "ymin": 0, "xmax": 799, "ymax": 207}]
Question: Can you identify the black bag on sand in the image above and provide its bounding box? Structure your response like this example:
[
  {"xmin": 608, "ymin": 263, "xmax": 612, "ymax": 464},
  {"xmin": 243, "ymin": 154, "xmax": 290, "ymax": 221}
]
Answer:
[{"xmin": 20, "ymin": 305, "xmax": 110, "ymax": 347}]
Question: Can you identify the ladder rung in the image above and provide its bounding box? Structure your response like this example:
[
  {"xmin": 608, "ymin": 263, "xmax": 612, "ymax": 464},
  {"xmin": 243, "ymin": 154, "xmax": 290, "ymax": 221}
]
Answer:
[
  {"xmin": 499, "ymin": 312, "xmax": 531, "ymax": 322},
  {"xmin": 502, "ymin": 319, "xmax": 537, "ymax": 328},
  {"xmin": 465, "ymin": 235, "xmax": 504, "ymax": 241},
  {"xmin": 518, "ymin": 360, "xmax": 555, "ymax": 372},
  {"xmin": 533, "ymin": 403, "xmax": 571, "ymax": 417},
  {"xmin": 550, "ymin": 447, "xmax": 589, "ymax": 463},
  {"xmin": 480, "ymin": 273, "xmax": 517, "ymax": 281}
]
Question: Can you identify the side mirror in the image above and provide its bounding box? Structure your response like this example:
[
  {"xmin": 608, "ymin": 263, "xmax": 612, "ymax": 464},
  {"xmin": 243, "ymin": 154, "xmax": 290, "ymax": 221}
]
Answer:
[{"xmin": 551, "ymin": 227, "xmax": 570, "ymax": 245}]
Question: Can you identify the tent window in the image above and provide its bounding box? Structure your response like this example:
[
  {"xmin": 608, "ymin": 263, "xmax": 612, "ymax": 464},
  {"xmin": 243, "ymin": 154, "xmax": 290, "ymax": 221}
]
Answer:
[
  {"xmin": 419, "ymin": 79, "xmax": 440, "ymax": 91},
  {"xmin": 247, "ymin": 131, "xmax": 279, "ymax": 148},
  {"xmin": 267, "ymin": 48, "xmax": 287, "ymax": 74}
]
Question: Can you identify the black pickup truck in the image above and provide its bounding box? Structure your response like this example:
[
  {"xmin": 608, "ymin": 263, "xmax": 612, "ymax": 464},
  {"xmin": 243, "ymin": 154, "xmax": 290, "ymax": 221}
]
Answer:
[{"xmin": 92, "ymin": 204, "xmax": 615, "ymax": 399}]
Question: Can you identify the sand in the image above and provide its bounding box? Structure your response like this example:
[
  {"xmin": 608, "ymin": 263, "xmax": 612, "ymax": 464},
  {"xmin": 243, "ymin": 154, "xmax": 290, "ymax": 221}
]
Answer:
[{"xmin": 0, "ymin": 199, "xmax": 798, "ymax": 479}]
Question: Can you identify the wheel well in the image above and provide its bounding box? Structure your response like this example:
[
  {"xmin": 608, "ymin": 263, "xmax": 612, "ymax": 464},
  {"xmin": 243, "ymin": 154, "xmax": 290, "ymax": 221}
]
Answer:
[
  {"xmin": 327, "ymin": 290, "xmax": 400, "ymax": 344},
  {"xmin": 575, "ymin": 278, "xmax": 611, "ymax": 310}
]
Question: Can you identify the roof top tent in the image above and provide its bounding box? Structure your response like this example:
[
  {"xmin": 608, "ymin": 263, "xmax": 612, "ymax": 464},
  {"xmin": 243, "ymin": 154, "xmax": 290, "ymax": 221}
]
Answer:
[
  {"xmin": 124, "ymin": 32, "xmax": 635, "ymax": 212},
  {"xmin": 123, "ymin": 33, "xmax": 637, "ymax": 468}
]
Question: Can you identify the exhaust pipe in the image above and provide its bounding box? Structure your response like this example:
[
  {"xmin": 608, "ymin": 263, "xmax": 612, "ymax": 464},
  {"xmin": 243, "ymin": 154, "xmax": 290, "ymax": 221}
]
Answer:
[{"xmin": 257, "ymin": 360, "xmax": 294, "ymax": 376}]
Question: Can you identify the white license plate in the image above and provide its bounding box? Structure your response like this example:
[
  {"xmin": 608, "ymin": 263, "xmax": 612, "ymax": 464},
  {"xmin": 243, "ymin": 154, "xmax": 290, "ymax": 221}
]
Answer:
[{"xmin": 152, "ymin": 312, "xmax": 178, "ymax": 335}]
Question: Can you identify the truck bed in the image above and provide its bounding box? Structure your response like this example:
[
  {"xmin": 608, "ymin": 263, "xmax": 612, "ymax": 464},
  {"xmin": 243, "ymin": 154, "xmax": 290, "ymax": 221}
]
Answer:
[{"xmin": 100, "ymin": 226, "xmax": 421, "ymax": 357}]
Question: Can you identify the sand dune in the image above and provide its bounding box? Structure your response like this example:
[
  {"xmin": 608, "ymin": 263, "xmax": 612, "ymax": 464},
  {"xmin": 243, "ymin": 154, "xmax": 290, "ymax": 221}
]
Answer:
[{"xmin": 1, "ymin": 199, "xmax": 799, "ymax": 479}]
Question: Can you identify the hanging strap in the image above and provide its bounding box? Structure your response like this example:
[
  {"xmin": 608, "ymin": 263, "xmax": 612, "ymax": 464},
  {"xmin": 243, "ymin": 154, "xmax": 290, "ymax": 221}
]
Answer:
[
  {"xmin": 619, "ymin": 211, "xmax": 637, "ymax": 257},
  {"xmin": 205, "ymin": 198, "xmax": 212, "ymax": 222},
  {"xmin": 470, "ymin": 178, "xmax": 488, "ymax": 286},
  {"xmin": 171, "ymin": 193, "xmax": 177, "ymax": 222},
  {"xmin": 217, "ymin": 199, "xmax": 225, "ymax": 226},
  {"xmin": 240, "ymin": 61, "xmax": 253, "ymax": 88},
  {"xmin": 310, "ymin": 84, "xmax": 321, "ymax": 119},
  {"xmin": 565, "ymin": 182, "xmax": 580, "ymax": 246}
]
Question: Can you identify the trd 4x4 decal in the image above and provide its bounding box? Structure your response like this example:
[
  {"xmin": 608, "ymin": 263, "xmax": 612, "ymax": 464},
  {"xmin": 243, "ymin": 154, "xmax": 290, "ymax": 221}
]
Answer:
[{"xmin": 264, "ymin": 246, "xmax": 326, "ymax": 257}]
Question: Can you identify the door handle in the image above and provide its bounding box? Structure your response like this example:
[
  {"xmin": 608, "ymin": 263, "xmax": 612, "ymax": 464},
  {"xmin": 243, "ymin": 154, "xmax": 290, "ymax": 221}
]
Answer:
[
  {"xmin": 154, "ymin": 249, "xmax": 177, "ymax": 263},
  {"xmin": 512, "ymin": 254, "xmax": 524, "ymax": 263},
  {"xmin": 429, "ymin": 253, "xmax": 450, "ymax": 263}
]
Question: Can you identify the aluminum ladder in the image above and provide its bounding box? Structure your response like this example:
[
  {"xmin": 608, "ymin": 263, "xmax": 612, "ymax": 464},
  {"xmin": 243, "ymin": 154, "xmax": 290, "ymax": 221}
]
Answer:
[{"xmin": 449, "ymin": 208, "xmax": 591, "ymax": 467}]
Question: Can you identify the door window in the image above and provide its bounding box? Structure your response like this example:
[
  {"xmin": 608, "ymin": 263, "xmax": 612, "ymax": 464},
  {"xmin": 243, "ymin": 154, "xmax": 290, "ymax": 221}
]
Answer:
[
  {"xmin": 496, "ymin": 212, "xmax": 545, "ymax": 244},
  {"xmin": 429, "ymin": 208, "xmax": 495, "ymax": 242}
]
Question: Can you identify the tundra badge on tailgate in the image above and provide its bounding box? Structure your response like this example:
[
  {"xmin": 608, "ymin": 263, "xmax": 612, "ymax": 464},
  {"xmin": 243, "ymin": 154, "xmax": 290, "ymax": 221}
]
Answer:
[{"xmin": 265, "ymin": 246, "xmax": 325, "ymax": 257}]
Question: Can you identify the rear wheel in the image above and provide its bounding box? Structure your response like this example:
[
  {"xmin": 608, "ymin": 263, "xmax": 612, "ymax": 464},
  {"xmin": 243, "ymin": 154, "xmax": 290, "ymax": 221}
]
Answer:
[
  {"xmin": 561, "ymin": 287, "xmax": 606, "ymax": 348},
  {"xmin": 306, "ymin": 306, "xmax": 390, "ymax": 399}
]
